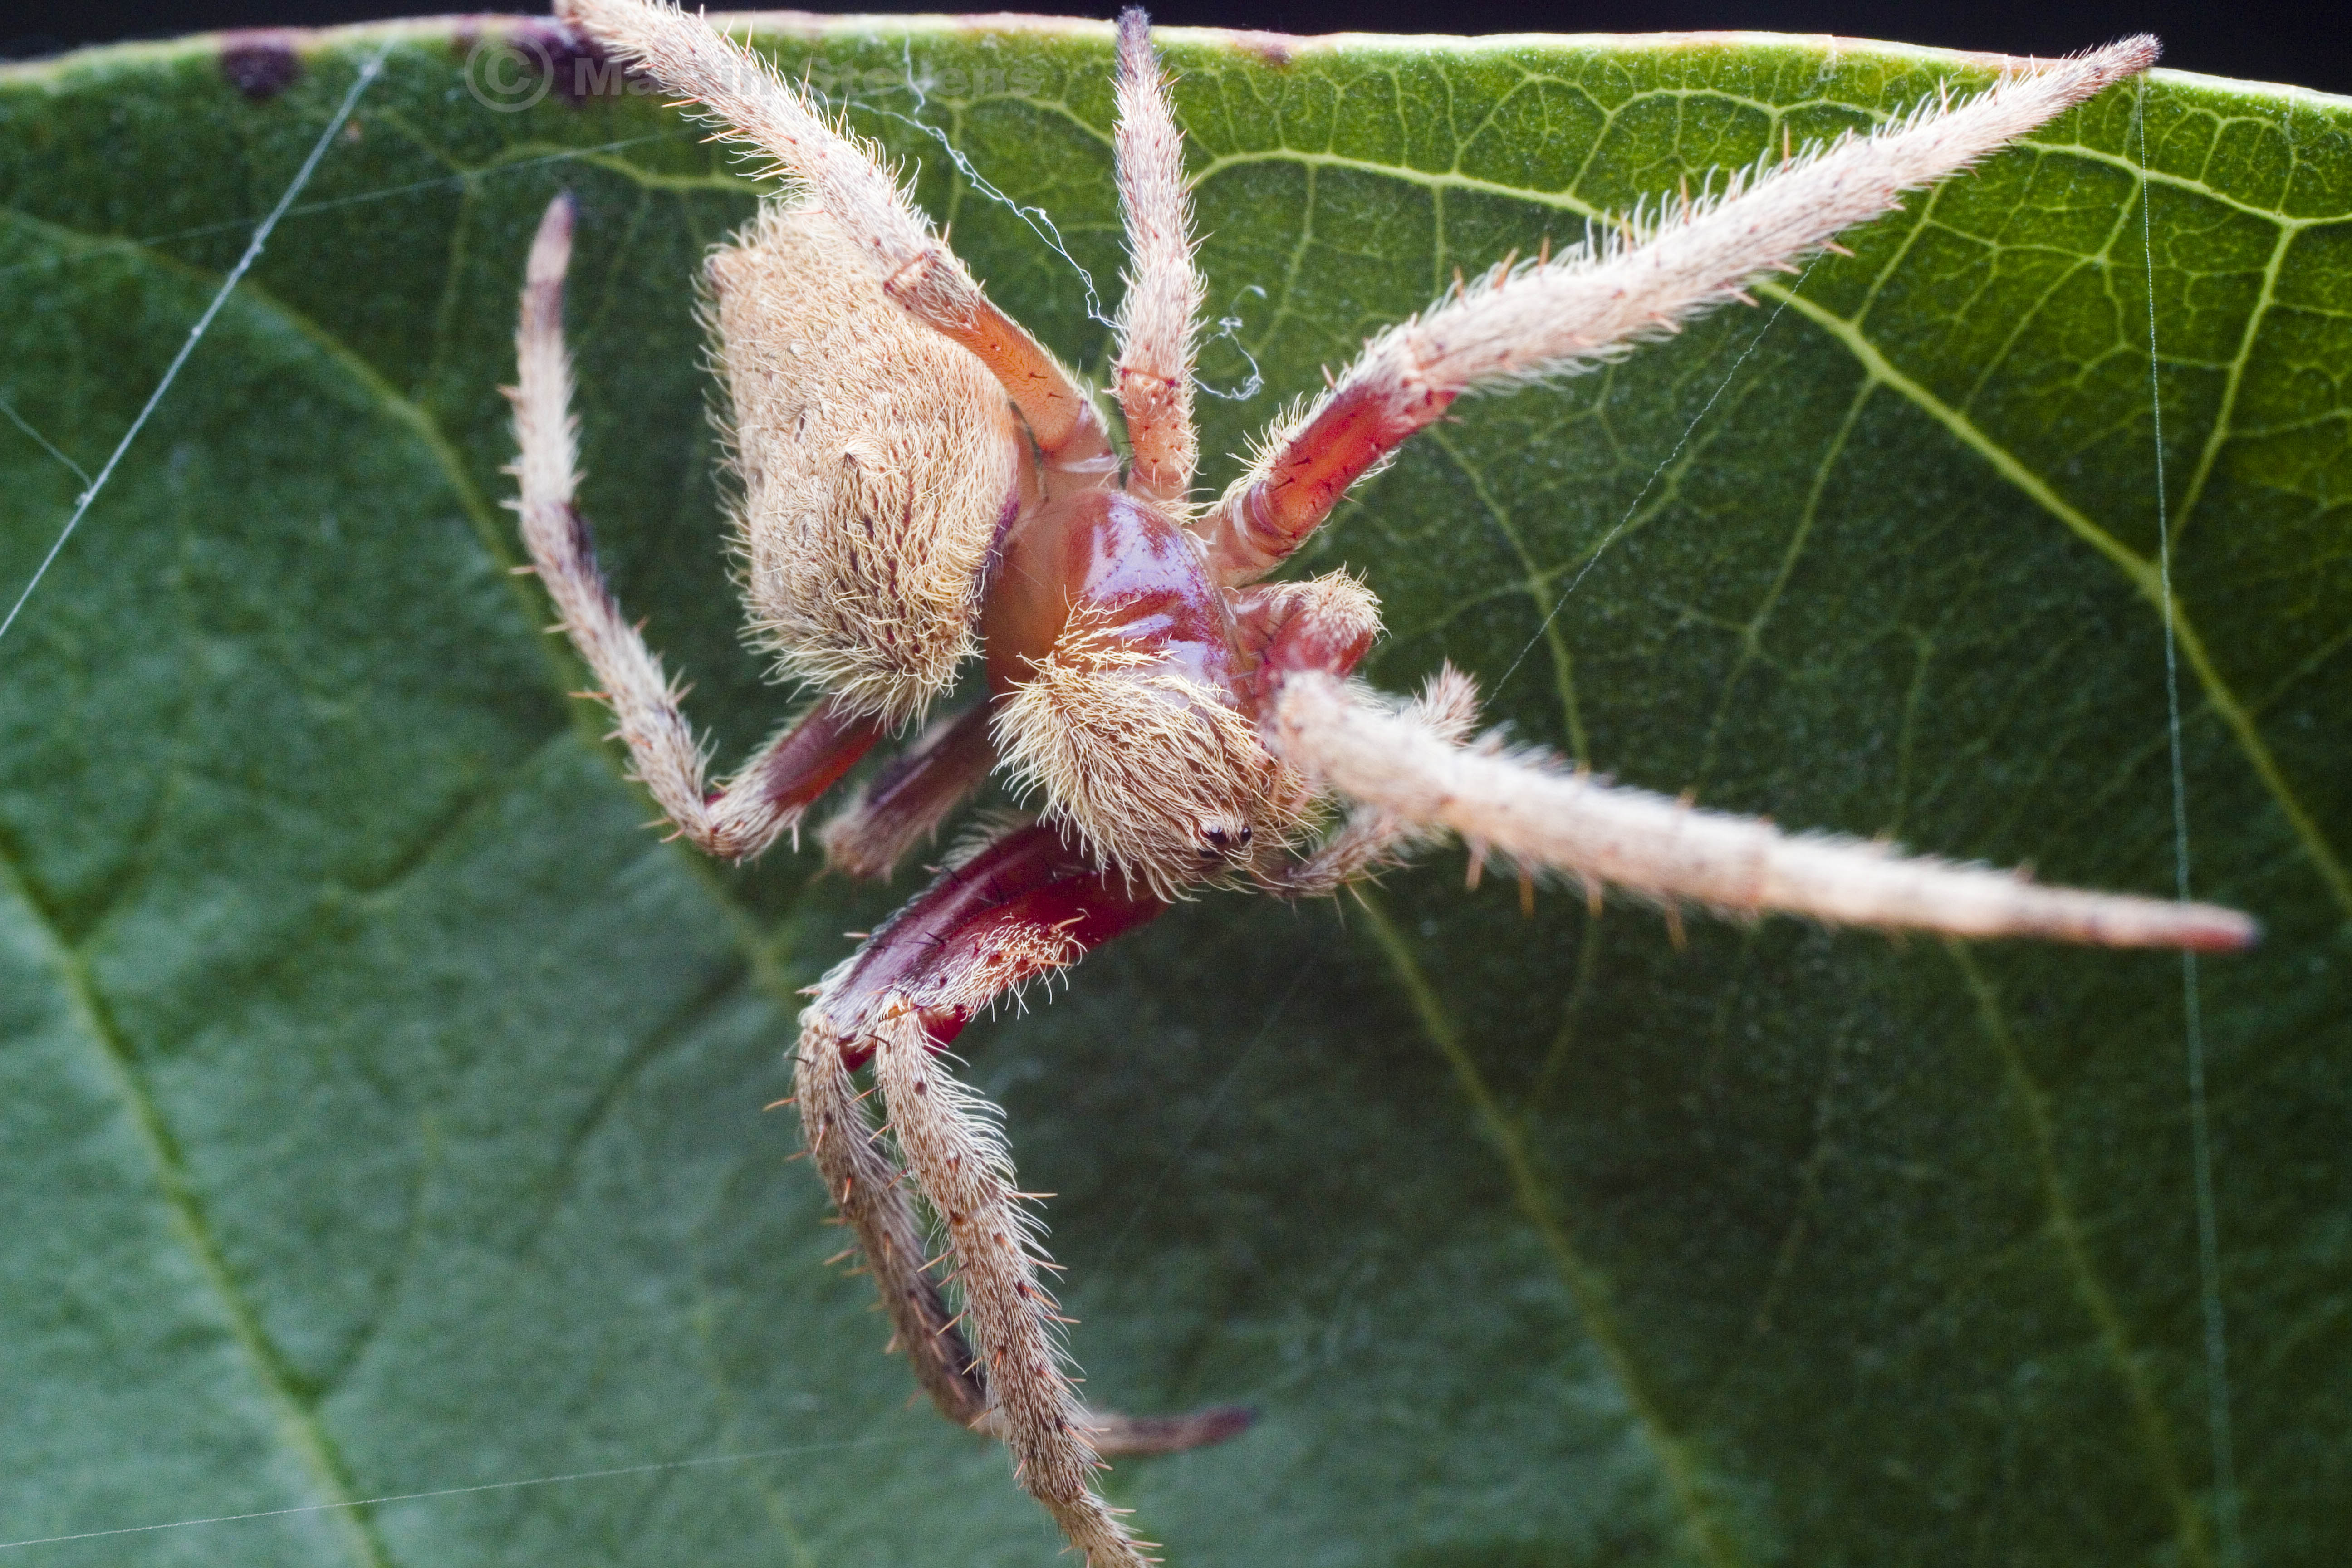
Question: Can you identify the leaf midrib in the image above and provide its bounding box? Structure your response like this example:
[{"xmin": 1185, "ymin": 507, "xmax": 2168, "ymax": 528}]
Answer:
[{"xmin": 1357, "ymin": 892, "xmax": 1748, "ymax": 1568}]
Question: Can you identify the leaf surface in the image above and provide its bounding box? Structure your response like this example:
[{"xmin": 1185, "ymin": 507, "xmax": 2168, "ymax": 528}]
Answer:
[{"xmin": 0, "ymin": 17, "xmax": 2345, "ymax": 1567}]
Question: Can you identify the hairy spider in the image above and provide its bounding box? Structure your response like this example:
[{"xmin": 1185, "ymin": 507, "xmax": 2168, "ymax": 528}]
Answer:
[{"xmin": 510, "ymin": 4, "xmax": 2254, "ymax": 1562}]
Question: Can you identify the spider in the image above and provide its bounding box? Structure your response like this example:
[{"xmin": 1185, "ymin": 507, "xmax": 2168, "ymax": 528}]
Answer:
[{"xmin": 510, "ymin": 4, "xmax": 2253, "ymax": 1562}]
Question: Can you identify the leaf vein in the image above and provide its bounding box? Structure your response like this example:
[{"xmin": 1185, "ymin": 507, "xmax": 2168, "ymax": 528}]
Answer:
[
  {"xmin": 1358, "ymin": 893, "xmax": 1750, "ymax": 1568},
  {"xmin": 0, "ymin": 848, "xmax": 396, "ymax": 1568},
  {"xmin": 1949, "ymin": 943, "xmax": 2215, "ymax": 1568}
]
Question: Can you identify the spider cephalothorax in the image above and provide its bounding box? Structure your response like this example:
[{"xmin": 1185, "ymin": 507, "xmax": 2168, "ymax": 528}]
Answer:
[{"xmin": 508, "ymin": 4, "xmax": 2250, "ymax": 1562}]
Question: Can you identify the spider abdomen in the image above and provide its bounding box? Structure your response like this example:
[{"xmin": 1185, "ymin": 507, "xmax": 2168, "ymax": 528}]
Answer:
[{"xmin": 709, "ymin": 203, "xmax": 1024, "ymax": 726}]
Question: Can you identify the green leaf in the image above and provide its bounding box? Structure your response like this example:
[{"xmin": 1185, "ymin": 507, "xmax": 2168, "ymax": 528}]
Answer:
[{"xmin": 0, "ymin": 17, "xmax": 2344, "ymax": 1567}]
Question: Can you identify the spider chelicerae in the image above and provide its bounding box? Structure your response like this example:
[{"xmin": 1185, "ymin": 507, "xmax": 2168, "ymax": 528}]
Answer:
[{"xmin": 511, "ymin": 3, "xmax": 2251, "ymax": 1561}]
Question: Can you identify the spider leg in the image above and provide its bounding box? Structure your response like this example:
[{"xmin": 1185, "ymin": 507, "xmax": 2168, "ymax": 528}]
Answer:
[
  {"xmin": 818, "ymin": 701, "xmax": 996, "ymax": 880},
  {"xmin": 1111, "ymin": 7, "xmax": 1205, "ymax": 508},
  {"xmin": 802, "ymin": 823, "xmax": 1251, "ymax": 1563},
  {"xmin": 1196, "ymin": 35, "xmax": 2160, "ymax": 584},
  {"xmin": 559, "ymin": 0, "xmax": 1109, "ymax": 466},
  {"xmin": 510, "ymin": 194, "xmax": 881, "ymax": 859},
  {"xmin": 1273, "ymin": 666, "xmax": 1478, "ymax": 896},
  {"xmin": 1270, "ymin": 672, "xmax": 2257, "ymax": 950},
  {"xmin": 795, "ymin": 1013, "xmax": 989, "ymax": 1427},
  {"xmin": 1220, "ymin": 568, "xmax": 1455, "ymax": 891}
]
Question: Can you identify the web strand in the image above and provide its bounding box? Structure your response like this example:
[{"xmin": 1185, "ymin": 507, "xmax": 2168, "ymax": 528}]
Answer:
[
  {"xmin": 1098, "ymin": 939, "xmax": 1320, "ymax": 1266},
  {"xmin": 847, "ymin": 45, "xmax": 1270, "ymax": 407},
  {"xmin": 0, "ymin": 1437, "xmax": 903, "ymax": 1553},
  {"xmin": 861, "ymin": 40, "xmax": 1111, "ymax": 329},
  {"xmin": 0, "ymin": 47, "xmax": 388, "ymax": 650},
  {"xmin": 0, "ymin": 132, "xmax": 699, "ymax": 291},
  {"xmin": 2138, "ymin": 79, "xmax": 2241, "ymax": 1568},
  {"xmin": 0, "ymin": 396, "xmax": 90, "ymax": 486},
  {"xmin": 1490, "ymin": 262, "xmax": 1814, "ymax": 703}
]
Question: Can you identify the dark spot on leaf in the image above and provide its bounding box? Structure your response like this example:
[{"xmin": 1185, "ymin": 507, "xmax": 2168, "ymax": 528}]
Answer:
[
  {"xmin": 219, "ymin": 33, "xmax": 302, "ymax": 101},
  {"xmin": 510, "ymin": 20, "xmax": 650, "ymax": 106}
]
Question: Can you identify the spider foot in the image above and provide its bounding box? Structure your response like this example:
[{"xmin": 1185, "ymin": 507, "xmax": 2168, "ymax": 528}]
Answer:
[{"xmin": 1082, "ymin": 1403, "xmax": 1258, "ymax": 1455}]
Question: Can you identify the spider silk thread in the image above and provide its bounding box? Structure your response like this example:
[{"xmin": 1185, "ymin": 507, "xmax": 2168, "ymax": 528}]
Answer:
[
  {"xmin": 1490, "ymin": 260, "xmax": 1815, "ymax": 704},
  {"xmin": 0, "ymin": 397, "xmax": 89, "ymax": 487},
  {"xmin": 0, "ymin": 132, "xmax": 692, "ymax": 292},
  {"xmin": 2138, "ymin": 77, "xmax": 2244, "ymax": 1568},
  {"xmin": 1097, "ymin": 937, "xmax": 1323, "ymax": 1267},
  {"xmin": 0, "ymin": 47, "xmax": 389, "ymax": 649},
  {"xmin": 845, "ymin": 43, "xmax": 1267, "ymax": 403},
  {"xmin": 0, "ymin": 1438, "xmax": 908, "ymax": 1553}
]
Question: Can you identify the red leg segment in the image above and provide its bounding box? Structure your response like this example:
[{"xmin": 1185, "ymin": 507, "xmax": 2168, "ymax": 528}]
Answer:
[
  {"xmin": 1230, "ymin": 571, "xmax": 1384, "ymax": 719},
  {"xmin": 797, "ymin": 823, "xmax": 1245, "ymax": 1566},
  {"xmin": 704, "ymin": 697, "xmax": 884, "ymax": 851},
  {"xmin": 818, "ymin": 701, "xmax": 995, "ymax": 880},
  {"xmin": 816, "ymin": 823, "xmax": 1166, "ymax": 1062},
  {"xmin": 1199, "ymin": 375, "xmax": 1456, "ymax": 584}
]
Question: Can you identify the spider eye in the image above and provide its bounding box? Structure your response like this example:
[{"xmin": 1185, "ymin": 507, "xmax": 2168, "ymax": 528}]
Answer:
[{"xmin": 1197, "ymin": 819, "xmax": 1253, "ymax": 860}]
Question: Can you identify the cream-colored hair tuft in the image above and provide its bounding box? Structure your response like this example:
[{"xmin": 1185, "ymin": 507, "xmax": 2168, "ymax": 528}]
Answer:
[
  {"xmin": 707, "ymin": 204, "xmax": 1022, "ymax": 726},
  {"xmin": 991, "ymin": 611, "xmax": 1308, "ymax": 898}
]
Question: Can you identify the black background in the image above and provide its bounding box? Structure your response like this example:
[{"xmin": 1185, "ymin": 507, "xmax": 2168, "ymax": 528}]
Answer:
[{"xmin": 4, "ymin": 0, "xmax": 2344, "ymax": 98}]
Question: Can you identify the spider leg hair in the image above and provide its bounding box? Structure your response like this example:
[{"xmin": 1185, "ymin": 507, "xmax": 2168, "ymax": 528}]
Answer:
[
  {"xmin": 558, "ymin": 0, "xmax": 1107, "ymax": 462},
  {"xmin": 1275, "ymin": 664, "xmax": 1478, "ymax": 896},
  {"xmin": 1270, "ymin": 672, "xmax": 2257, "ymax": 951},
  {"xmin": 508, "ymin": 193, "xmax": 882, "ymax": 859},
  {"xmin": 799, "ymin": 823, "xmax": 1251, "ymax": 1563},
  {"xmin": 1111, "ymin": 7, "xmax": 1206, "ymax": 508},
  {"xmin": 795, "ymin": 1013, "xmax": 990, "ymax": 1427},
  {"xmin": 872, "ymin": 1020, "xmax": 1159, "ymax": 1566},
  {"xmin": 1199, "ymin": 34, "xmax": 2161, "ymax": 583}
]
